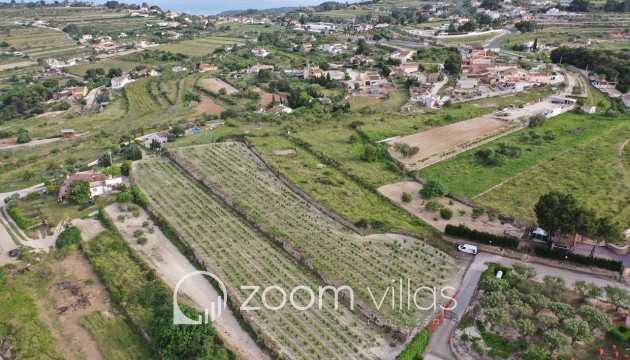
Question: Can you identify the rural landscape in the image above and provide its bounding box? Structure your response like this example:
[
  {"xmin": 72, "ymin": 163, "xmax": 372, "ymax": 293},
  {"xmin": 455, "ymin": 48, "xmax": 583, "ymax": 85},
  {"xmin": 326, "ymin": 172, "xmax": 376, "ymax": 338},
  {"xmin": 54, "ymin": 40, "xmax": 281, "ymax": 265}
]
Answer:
[{"xmin": 0, "ymin": 0, "xmax": 629, "ymax": 359}]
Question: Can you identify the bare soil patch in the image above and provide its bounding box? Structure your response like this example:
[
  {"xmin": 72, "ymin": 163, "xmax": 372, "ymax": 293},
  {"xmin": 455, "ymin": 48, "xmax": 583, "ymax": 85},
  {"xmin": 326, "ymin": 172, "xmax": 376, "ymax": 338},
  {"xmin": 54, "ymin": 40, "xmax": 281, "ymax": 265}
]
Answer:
[
  {"xmin": 389, "ymin": 117, "xmax": 512, "ymax": 170},
  {"xmin": 272, "ymin": 149, "xmax": 297, "ymax": 156},
  {"xmin": 72, "ymin": 218, "xmax": 104, "ymax": 242},
  {"xmin": 378, "ymin": 181, "xmax": 517, "ymax": 237},
  {"xmin": 254, "ymin": 88, "xmax": 285, "ymax": 108},
  {"xmin": 34, "ymin": 251, "xmax": 110, "ymax": 360},
  {"xmin": 200, "ymin": 78, "xmax": 238, "ymax": 95}
]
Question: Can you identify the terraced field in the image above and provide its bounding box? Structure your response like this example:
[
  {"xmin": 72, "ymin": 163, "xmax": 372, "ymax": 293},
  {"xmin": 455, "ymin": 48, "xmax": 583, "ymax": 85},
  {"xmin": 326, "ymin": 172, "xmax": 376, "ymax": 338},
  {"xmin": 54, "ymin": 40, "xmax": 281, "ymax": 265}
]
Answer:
[
  {"xmin": 134, "ymin": 158, "xmax": 390, "ymax": 360},
  {"xmin": 173, "ymin": 142, "xmax": 465, "ymax": 328},
  {"xmin": 1, "ymin": 26, "xmax": 91, "ymax": 60},
  {"xmin": 124, "ymin": 77, "xmax": 171, "ymax": 121}
]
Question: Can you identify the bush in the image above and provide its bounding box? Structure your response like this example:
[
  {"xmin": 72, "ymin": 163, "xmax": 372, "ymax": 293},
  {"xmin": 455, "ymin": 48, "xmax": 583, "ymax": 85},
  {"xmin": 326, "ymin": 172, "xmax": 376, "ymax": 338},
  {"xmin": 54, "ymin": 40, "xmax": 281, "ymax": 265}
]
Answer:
[
  {"xmin": 56, "ymin": 226, "xmax": 82, "ymax": 249},
  {"xmin": 7, "ymin": 206, "xmax": 42, "ymax": 230},
  {"xmin": 440, "ymin": 208, "xmax": 453, "ymax": 220},
  {"xmin": 445, "ymin": 224, "xmax": 519, "ymax": 249},
  {"xmin": 133, "ymin": 229, "xmax": 144, "ymax": 238},
  {"xmin": 425, "ymin": 199, "xmax": 443, "ymax": 212},
  {"xmin": 396, "ymin": 328, "xmax": 430, "ymax": 360},
  {"xmin": 420, "ymin": 180, "xmax": 447, "ymax": 198},
  {"xmin": 472, "ymin": 206, "xmax": 484, "ymax": 219},
  {"xmin": 534, "ymin": 246, "xmax": 623, "ymax": 272},
  {"xmin": 116, "ymin": 192, "xmax": 134, "ymax": 203},
  {"xmin": 137, "ymin": 236, "xmax": 148, "ymax": 245},
  {"xmin": 401, "ymin": 192, "xmax": 413, "ymax": 203},
  {"xmin": 609, "ymin": 324, "xmax": 630, "ymax": 342}
]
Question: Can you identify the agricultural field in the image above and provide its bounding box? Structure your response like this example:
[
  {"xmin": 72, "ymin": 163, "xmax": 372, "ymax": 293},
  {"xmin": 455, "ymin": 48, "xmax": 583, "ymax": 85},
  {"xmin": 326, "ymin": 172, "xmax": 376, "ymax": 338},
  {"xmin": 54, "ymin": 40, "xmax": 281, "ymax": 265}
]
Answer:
[
  {"xmin": 477, "ymin": 119, "xmax": 630, "ymax": 224},
  {"xmin": 133, "ymin": 158, "xmax": 392, "ymax": 359},
  {"xmin": 420, "ymin": 112, "xmax": 630, "ymax": 224},
  {"xmin": 173, "ymin": 142, "xmax": 465, "ymax": 328},
  {"xmin": 157, "ymin": 36, "xmax": 244, "ymax": 56},
  {"xmin": 0, "ymin": 26, "xmax": 92, "ymax": 61},
  {"xmin": 348, "ymin": 91, "xmax": 410, "ymax": 113},
  {"xmin": 247, "ymin": 135, "xmax": 441, "ymax": 239},
  {"xmin": 389, "ymin": 117, "xmax": 515, "ymax": 170},
  {"xmin": 200, "ymin": 77, "xmax": 239, "ymax": 94}
]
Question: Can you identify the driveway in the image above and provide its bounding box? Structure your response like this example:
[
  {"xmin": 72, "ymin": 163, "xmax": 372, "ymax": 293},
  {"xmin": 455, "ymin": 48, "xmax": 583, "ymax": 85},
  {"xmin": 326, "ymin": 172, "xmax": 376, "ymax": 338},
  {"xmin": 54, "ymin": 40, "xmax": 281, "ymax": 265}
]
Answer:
[
  {"xmin": 425, "ymin": 252, "xmax": 629, "ymax": 359},
  {"xmin": 104, "ymin": 204, "xmax": 268, "ymax": 360}
]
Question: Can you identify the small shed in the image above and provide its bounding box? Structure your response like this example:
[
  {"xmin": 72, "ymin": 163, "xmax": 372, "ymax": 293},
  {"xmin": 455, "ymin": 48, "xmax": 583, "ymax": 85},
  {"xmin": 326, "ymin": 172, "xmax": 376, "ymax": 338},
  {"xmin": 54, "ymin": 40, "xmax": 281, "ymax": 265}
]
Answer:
[
  {"xmin": 581, "ymin": 105, "xmax": 596, "ymax": 114},
  {"xmin": 61, "ymin": 129, "xmax": 75, "ymax": 138}
]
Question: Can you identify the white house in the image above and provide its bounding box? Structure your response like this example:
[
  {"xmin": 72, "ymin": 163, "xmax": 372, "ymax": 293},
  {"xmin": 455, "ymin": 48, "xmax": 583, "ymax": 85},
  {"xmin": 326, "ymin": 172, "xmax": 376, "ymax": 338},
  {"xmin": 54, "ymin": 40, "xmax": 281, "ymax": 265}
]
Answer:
[
  {"xmin": 251, "ymin": 48, "xmax": 270, "ymax": 58},
  {"xmin": 111, "ymin": 76, "xmax": 132, "ymax": 89},
  {"xmin": 58, "ymin": 171, "xmax": 123, "ymax": 202},
  {"xmin": 390, "ymin": 50, "xmax": 415, "ymax": 63},
  {"xmin": 264, "ymin": 104, "xmax": 293, "ymax": 116},
  {"xmin": 142, "ymin": 130, "xmax": 170, "ymax": 148}
]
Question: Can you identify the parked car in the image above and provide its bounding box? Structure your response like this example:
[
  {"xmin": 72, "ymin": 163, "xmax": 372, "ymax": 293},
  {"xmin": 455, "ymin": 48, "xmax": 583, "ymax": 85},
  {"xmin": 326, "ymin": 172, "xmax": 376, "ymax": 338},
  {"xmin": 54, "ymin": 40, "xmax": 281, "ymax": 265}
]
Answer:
[
  {"xmin": 8, "ymin": 247, "xmax": 22, "ymax": 257},
  {"xmin": 457, "ymin": 244, "xmax": 478, "ymax": 255}
]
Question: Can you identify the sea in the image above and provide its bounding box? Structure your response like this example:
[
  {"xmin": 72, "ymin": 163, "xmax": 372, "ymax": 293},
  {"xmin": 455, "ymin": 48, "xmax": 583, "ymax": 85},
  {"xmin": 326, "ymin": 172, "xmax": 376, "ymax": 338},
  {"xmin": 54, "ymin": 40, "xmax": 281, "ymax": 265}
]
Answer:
[{"xmin": 90, "ymin": 0, "xmax": 358, "ymax": 16}]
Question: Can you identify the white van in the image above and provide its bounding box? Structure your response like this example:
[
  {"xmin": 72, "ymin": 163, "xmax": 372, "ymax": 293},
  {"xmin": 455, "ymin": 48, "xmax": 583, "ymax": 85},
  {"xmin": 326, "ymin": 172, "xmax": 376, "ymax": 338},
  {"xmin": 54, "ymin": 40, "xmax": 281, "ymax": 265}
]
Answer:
[{"xmin": 457, "ymin": 244, "xmax": 478, "ymax": 255}]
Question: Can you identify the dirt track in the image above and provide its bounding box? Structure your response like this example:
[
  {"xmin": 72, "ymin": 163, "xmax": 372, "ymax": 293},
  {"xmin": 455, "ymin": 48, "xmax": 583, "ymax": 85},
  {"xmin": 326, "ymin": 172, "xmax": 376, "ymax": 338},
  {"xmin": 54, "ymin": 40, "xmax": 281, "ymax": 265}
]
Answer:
[
  {"xmin": 104, "ymin": 204, "xmax": 268, "ymax": 360},
  {"xmin": 389, "ymin": 117, "xmax": 511, "ymax": 169}
]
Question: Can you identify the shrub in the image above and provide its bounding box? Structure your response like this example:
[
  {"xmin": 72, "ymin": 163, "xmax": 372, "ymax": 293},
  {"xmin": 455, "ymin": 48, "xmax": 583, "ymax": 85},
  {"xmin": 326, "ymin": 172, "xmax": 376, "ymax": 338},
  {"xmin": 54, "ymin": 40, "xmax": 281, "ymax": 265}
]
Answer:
[
  {"xmin": 440, "ymin": 208, "xmax": 453, "ymax": 220},
  {"xmin": 445, "ymin": 224, "xmax": 519, "ymax": 249},
  {"xmin": 401, "ymin": 192, "xmax": 413, "ymax": 203},
  {"xmin": 7, "ymin": 206, "xmax": 42, "ymax": 230},
  {"xmin": 116, "ymin": 192, "xmax": 134, "ymax": 203},
  {"xmin": 396, "ymin": 328, "xmax": 430, "ymax": 360},
  {"xmin": 133, "ymin": 229, "xmax": 144, "ymax": 238},
  {"xmin": 137, "ymin": 236, "xmax": 148, "ymax": 245},
  {"xmin": 420, "ymin": 180, "xmax": 447, "ymax": 198},
  {"xmin": 425, "ymin": 199, "xmax": 443, "ymax": 212},
  {"xmin": 609, "ymin": 324, "xmax": 630, "ymax": 342},
  {"xmin": 534, "ymin": 246, "xmax": 623, "ymax": 272},
  {"xmin": 56, "ymin": 226, "xmax": 82, "ymax": 249},
  {"xmin": 471, "ymin": 206, "xmax": 484, "ymax": 219}
]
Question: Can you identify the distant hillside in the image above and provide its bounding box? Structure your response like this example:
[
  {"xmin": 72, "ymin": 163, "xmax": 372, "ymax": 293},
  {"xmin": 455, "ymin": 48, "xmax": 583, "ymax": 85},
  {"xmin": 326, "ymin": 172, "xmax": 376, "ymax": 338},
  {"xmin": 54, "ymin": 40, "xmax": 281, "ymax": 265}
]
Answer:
[{"xmin": 218, "ymin": 7, "xmax": 301, "ymax": 16}]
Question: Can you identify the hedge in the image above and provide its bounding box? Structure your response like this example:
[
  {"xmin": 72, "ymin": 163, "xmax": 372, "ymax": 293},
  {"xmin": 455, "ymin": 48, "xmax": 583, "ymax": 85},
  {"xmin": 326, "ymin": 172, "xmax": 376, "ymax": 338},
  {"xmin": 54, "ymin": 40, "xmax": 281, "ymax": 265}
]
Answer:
[
  {"xmin": 56, "ymin": 226, "xmax": 82, "ymax": 249},
  {"xmin": 396, "ymin": 328, "xmax": 430, "ymax": 360},
  {"xmin": 7, "ymin": 206, "xmax": 42, "ymax": 230},
  {"xmin": 445, "ymin": 224, "xmax": 519, "ymax": 249},
  {"xmin": 609, "ymin": 324, "xmax": 630, "ymax": 342},
  {"xmin": 534, "ymin": 246, "xmax": 623, "ymax": 272}
]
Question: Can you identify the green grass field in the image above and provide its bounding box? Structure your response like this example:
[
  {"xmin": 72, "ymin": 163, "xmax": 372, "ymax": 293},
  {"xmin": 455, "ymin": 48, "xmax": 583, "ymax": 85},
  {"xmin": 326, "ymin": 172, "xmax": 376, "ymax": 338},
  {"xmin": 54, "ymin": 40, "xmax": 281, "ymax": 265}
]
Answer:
[
  {"xmin": 477, "ymin": 119, "xmax": 630, "ymax": 224},
  {"xmin": 81, "ymin": 311, "xmax": 155, "ymax": 360},
  {"xmin": 420, "ymin": 112, "xmax": 630, "ymax": 223},
  {"xmin": 0, "ymin": 271, "xmax": 63, "ymax": 360},
  {"xmin": 157, "ymin": 36, "xmax": 244, "ymax": 56}
]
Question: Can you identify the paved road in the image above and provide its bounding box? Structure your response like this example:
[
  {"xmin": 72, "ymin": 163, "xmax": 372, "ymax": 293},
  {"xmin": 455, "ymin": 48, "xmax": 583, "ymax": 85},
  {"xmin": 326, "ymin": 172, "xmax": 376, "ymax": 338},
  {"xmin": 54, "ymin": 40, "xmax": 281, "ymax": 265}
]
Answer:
[
  {"xmin": 425, "ymin": 252, "xmax": 629, "ymax": 360},
  {"xmin": 487, "ymin": 30, "xmax": 517, "ymax": 49}
]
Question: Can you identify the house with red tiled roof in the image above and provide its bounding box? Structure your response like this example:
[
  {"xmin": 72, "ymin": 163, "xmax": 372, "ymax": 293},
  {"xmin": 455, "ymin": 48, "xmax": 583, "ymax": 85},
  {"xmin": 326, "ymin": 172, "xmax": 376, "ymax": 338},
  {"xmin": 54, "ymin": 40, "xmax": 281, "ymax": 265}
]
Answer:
[{"xmin": 58, "ymin": 171, "xmax": 122, "ymax": 202}]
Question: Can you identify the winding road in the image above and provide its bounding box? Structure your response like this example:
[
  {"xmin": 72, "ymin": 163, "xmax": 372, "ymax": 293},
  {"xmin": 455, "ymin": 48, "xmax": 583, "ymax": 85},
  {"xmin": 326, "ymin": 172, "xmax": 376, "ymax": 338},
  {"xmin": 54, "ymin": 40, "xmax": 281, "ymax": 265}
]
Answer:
[{"xmin": 425, "ymin": 252, "xmax": 629, "ymax": 360}]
